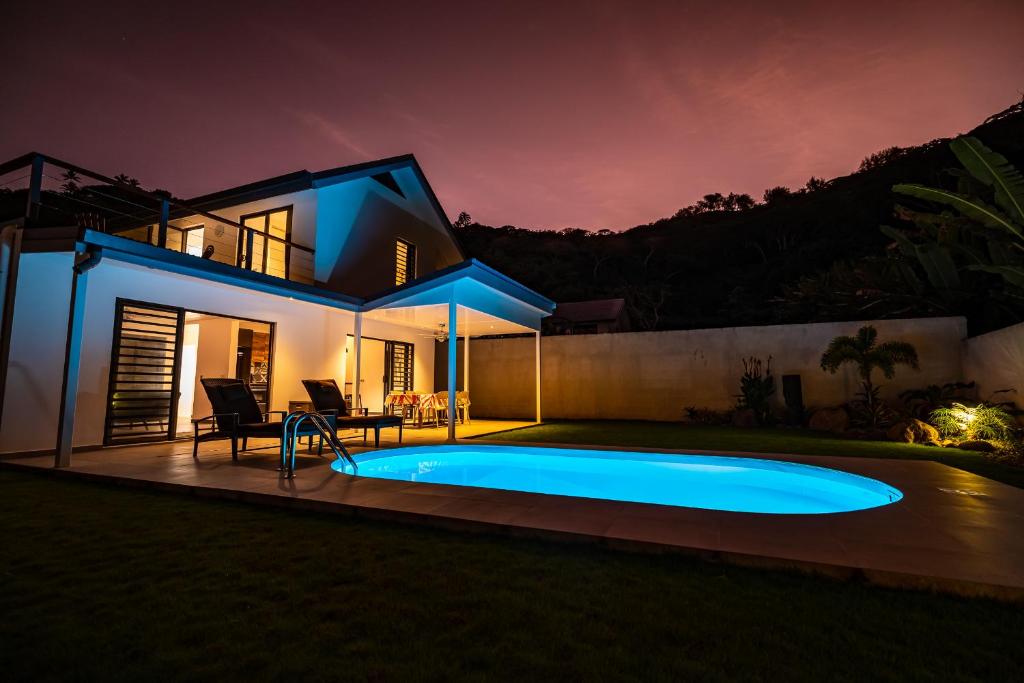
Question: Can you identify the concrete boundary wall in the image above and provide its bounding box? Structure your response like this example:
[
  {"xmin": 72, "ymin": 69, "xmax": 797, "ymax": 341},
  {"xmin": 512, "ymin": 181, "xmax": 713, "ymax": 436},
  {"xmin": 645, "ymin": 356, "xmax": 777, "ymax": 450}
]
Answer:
[
  {"xmin": 468, "ymin": 317, "xmax": 969, "ymax": 421},
  {"xmin": 964, "ymin": 321, "xmax": 1024, "ymax": 406}
]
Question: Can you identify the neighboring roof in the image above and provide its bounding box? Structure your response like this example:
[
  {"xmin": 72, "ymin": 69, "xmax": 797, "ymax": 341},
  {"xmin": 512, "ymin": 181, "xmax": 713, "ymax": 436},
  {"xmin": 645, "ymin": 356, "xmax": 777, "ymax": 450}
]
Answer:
[
  {"xmin": 551, "ymin": 298, "xmax": 626, "ymax": 323},
  {"xmin": 184, "ymin": 153, "xmax": 465, "ymax": 260}
]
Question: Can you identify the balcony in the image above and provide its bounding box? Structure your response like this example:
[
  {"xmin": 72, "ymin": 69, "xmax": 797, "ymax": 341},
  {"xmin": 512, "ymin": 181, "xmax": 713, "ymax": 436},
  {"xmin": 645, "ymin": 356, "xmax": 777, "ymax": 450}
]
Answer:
[{"xmin": 0, "ymin": 153, "xmax": 314, "ymax": 285}]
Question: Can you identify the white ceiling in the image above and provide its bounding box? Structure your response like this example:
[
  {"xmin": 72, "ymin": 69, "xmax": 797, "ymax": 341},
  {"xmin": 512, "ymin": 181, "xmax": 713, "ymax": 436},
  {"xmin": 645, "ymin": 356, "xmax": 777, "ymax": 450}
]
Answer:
[{"xmin": 362, "ymin": 304, "xmax": 533, "ymax": 337}]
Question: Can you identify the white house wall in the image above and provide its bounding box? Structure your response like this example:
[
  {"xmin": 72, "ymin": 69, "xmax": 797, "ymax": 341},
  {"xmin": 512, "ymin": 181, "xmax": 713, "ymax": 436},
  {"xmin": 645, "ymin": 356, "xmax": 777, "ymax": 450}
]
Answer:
[
  {"xmin": 314, "ymin": 178, "xmax": 463, "ymax": 296},
  {"xmin": 0, "ymin": 252, "xmax": 75, "ymax": 453},
  {"xmin": 0, "ymin": 256, "xmax": 435, "ymax": 453}
]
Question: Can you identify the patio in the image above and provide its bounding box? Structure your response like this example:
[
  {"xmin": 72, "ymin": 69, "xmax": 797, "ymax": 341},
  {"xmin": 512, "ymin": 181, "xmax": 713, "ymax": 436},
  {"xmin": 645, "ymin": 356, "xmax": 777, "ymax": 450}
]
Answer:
[{"xmin": 4, "ymin": 424, "xmax": 1024, "ymax": 602}]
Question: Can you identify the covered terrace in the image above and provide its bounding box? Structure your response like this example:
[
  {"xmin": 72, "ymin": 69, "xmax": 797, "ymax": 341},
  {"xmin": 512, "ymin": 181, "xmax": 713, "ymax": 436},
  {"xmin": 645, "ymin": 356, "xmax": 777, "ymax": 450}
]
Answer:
[{"xmin": 359, "ymin": 259, "xmax": 553, "ymax": 441}]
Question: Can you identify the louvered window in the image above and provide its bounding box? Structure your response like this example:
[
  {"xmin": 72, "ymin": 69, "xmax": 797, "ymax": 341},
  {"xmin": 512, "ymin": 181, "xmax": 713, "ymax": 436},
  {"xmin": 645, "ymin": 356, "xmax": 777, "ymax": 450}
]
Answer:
[
  {"xmin": 395, "ymin": 239, "xmax": 416, "ymax": 285},
  {"xmin": 385, "ymin": 341, "xmax": 414, "ymax": 393},
  {"xmin": 103, "ymin": 300, "xmax": 184, "ymax": 445}
]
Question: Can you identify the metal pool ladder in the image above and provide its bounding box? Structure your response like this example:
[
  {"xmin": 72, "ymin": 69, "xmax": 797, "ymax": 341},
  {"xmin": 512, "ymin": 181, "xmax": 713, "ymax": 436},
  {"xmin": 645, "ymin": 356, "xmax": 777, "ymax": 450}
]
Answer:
[{"xmin": 281, "ymin": 411, "xmax": 358, "ymax": 479}]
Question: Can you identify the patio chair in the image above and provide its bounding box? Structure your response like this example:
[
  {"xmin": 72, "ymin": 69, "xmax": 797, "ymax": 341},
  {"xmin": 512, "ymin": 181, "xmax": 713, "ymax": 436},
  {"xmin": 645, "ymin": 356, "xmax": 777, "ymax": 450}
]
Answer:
[
  {"xmin": 456, "ymin": 391, "xmax": 471, "ymax": 425},
  {"xmin": 302, "ymin": 379, "xmax": 403, "ymax": 448},
  {"xmin": 194, "ymin": 377, "xmax": 318, "ymax": 461}
]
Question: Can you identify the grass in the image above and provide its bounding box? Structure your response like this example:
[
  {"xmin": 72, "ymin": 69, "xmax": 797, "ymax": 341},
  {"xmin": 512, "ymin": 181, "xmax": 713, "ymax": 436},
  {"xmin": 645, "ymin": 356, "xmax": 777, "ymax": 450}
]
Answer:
[
  {"xmin": 480, "ymin": 421, "xmax": 1024, "ymax": 489},
  {"xmin": 2, "ymin": 467, "xmax": 1023, "ymax": 681}
]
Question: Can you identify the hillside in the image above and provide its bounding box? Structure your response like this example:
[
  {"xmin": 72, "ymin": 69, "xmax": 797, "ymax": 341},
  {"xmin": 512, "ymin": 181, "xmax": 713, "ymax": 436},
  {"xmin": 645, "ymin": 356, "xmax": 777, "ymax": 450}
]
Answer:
[{"xmin": 456, "ymin": 100, "xmax": 1024, "ymax": 335}]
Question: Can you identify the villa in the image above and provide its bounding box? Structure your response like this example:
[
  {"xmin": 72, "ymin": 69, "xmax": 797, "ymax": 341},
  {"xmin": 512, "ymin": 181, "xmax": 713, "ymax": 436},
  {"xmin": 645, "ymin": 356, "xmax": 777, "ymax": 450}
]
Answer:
[
  {"xmin": 3, "ymin": 150, "xmax": 1024, "ymax": 607},
  {"xmin": 0, "ymin": 153, "xmax": 553, "ymax": 464}
]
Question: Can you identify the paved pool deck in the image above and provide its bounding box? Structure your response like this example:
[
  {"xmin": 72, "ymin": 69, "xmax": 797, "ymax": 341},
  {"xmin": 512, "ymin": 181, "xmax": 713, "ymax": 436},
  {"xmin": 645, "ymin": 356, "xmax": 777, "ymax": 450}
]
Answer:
[{"xmin": 4, "ymin": 421, "xmax": 1024, "ymax": 601}]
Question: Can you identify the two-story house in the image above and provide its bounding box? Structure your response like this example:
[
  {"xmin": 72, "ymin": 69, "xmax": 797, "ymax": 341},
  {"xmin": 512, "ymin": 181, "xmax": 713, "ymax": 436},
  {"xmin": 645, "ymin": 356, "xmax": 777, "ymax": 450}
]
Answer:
[{"xmin": 0, "ymin": 153, "xmax": 553, "ymax": 464}]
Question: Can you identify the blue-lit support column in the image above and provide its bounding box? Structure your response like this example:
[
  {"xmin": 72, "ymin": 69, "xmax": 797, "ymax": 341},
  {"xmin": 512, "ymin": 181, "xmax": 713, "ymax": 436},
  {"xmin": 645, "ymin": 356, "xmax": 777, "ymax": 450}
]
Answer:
[
  {"xmin": 56, "ymin": 250, "xmax": 101, "ymax": 467},
  {"xmin": 447, "ymin": 297, "xmax": 458, "ymax": 442},
  {"xmin": 352, "ymin": 312, "xmax": 362, "ymax": 411},
  {"xmin": 535, "ymin": 330, "xmax": 542, "ymax": 424}
]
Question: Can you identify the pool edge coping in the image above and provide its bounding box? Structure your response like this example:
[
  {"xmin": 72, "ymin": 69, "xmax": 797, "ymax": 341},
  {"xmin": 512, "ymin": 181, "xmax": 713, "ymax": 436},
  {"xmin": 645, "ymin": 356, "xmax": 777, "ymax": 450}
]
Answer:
[{"xmin": 3, "ymin": 456, "xmax": 1022, "ymax": 604}]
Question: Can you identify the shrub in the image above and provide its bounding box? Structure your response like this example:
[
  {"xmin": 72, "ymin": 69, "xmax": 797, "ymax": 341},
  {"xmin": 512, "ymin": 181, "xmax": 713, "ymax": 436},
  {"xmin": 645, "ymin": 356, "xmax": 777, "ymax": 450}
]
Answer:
[
  {"xmin": 683, "ymin": 406, "xmax": 733, "ymax": 425},
  {"xmin": 929, "ymin": 403, "xmax": 1016, "ymax": 443},
  {"xmin": 735, "ymin": 356, "xmax": 775, "ymax": 426},
  {"xmin": 899, "ymin": 381, "xmax": 976, "ymax": 419}
]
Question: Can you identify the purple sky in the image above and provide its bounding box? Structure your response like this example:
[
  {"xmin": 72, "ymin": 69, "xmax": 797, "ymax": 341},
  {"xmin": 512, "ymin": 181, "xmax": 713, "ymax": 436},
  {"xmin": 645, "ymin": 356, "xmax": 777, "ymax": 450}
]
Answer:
[{"xmin": 2, "ymin": 0, "xmax": 1022, "ymax": 230}]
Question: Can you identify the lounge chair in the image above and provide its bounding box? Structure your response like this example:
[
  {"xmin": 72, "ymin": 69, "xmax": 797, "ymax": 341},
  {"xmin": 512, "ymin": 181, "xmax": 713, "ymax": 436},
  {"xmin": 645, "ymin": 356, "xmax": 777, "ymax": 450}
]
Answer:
[
  {"xmin": 193, "ymin": 378, "xmax": 331, "ymax": 460},
  {"xmin": 301, "ymin": 379, "xmax": 403, "ymax": 447}
]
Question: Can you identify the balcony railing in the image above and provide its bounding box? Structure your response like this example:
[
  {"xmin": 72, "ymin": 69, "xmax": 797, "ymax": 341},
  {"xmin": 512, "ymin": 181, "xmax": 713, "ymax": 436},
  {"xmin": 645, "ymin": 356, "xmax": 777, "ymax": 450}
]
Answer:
[{"xmin": 0, "ymin": 153, "xmax": 315, "ymax": 285}]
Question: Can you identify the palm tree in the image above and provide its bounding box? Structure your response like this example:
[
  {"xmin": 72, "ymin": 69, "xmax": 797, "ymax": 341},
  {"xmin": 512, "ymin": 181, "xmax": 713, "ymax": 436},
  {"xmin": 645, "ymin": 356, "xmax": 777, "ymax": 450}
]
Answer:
[
  {"xmin": 820, "ymin": 325, "xmax": 919, "ymax": 426},
  {"xmin": 60, "ymin": 169, "xmax": 80, "ymax": 195}
]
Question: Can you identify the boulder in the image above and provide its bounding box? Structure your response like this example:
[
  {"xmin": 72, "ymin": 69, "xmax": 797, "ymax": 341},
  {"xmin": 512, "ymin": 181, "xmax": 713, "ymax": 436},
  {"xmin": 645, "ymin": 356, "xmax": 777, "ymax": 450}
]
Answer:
[
  {"xmin": 955, "ymin": 440, "xmax": 997, "ymax": 453},
  {"xmin": 886, "ymin": 419, "xmax": 941, "ymax": 444},
  {"xmin": 731, "ymin": 408, "xmax": 758, "ymax": 428},
  {"xmin": 809, "ymin": 407, "xmax": 849, "ymax": 433}
]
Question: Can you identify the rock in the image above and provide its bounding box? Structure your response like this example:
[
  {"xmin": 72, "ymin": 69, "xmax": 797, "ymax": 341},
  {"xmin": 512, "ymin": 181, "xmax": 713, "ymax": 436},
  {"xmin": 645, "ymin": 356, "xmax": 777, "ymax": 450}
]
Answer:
[
  {"xmin": 886, "ymin": 419, "xmax": 941, "ymax": 444},
  {"xmin": 731, "ymin": 408, "xmax": 758, "ymax": 428},
  {"xmin": 809, "ymin": 407, "xmax": 849, "ymax": 433},
  {"xmin": 923, "ymin": 439, "xmax": 944, "ymax": 448},
  {"xmin": 955, "ymin": 440, "xmax": 997, "ymax": 453}
]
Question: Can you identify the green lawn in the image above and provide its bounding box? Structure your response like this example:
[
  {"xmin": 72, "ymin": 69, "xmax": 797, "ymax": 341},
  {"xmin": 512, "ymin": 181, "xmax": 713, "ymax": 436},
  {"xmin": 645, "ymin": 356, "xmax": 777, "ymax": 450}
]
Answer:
[
  {"xmin": 481, "ymin": 421, "xmax": 1024, "ymax": 489},
  {"xmin": 2, "ymin": 468, "xmax": 1023, "ymax": 681}
]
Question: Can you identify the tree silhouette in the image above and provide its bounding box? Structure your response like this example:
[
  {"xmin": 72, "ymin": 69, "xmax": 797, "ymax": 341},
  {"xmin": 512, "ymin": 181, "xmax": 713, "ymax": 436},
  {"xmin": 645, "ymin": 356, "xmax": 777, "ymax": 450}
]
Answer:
[
  {"xmin": 762, "ymin": 186, "xmax": 792, "ymax": 204},
  {"xmin": 113, "ymin": 173, "xmax": 140, "ymax": 187},
  {"xmin": 60, "ymin": 170, "xmax": 80, "ymax": 195},
  {"xmin": 804, "ymin": 176, "xmax": 830, "ymax": 192}
]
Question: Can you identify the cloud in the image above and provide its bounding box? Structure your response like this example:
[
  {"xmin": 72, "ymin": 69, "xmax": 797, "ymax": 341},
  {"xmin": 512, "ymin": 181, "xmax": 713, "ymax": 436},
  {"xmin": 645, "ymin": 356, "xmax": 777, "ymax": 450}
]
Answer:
[{"xmin": 287, "ymin": 109, "xmax": 373, "ymax": 159}]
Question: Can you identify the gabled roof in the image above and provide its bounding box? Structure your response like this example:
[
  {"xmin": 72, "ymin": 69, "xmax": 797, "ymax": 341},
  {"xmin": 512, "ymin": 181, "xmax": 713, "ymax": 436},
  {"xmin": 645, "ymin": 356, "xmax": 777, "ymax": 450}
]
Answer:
[
  {"xmin": 364, "ymin": 258, "xmax": 555, "ymax": 314},
  {"xmin": 184, "ymin": 153, "xmax": 465, "ymax": 259}
]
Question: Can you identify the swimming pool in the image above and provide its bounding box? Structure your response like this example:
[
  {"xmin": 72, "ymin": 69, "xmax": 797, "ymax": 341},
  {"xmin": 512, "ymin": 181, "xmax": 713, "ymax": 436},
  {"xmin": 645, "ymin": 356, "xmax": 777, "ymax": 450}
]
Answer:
[{"xmin": 331, "ymin": 445, "xmax": 902, "ymax": 514}]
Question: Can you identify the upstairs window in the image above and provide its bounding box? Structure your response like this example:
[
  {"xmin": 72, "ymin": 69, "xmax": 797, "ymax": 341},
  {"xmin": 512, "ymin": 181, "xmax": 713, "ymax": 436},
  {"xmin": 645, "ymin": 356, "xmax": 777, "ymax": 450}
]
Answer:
[
  {"xmin": 395, "ymin": 238, "xmax": 416, "ymax": 285},
  {"xmin": 239, "ymin": 206, "xmax": 292, "ymax": 279}
]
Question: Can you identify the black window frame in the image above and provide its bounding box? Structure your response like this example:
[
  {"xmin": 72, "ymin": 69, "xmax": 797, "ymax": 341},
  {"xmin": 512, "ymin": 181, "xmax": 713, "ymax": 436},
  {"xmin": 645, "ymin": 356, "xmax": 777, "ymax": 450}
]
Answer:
[
  {"xmin": 395, "ymin": 238, "xmax": 417, "ymax": 285},
  {"xmin": 237, "ymin": 205, "xmax": 294, "ymax": 279}
]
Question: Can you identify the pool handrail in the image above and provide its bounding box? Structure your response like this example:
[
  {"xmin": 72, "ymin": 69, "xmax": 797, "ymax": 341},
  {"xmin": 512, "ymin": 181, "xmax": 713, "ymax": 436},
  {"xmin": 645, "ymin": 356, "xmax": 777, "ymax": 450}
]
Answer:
[{"xmin": 281, "ymin": 410, "xmax": 357, "ymax": 478}]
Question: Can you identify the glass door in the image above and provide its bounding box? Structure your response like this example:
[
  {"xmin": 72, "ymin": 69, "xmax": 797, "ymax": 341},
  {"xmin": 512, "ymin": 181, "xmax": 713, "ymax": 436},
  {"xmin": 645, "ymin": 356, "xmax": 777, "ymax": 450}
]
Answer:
[{"xmin": 239, "ymin": 207, "xmax": 292, "ymax": 278}]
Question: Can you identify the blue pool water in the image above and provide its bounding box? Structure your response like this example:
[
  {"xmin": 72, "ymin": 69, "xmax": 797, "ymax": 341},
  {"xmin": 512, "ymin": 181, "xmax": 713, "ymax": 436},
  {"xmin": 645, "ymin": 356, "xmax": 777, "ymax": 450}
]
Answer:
[{"xmin": 331, "ymin": 445, "xmax": 902, "ymax": 514}]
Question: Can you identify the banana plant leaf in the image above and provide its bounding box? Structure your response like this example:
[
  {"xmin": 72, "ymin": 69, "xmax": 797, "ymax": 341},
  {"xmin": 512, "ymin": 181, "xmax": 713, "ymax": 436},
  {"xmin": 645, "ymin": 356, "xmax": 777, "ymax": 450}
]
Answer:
[
  {"xmin": 915, "ymin": 242, "xmax": 961, "ymax": 290},
  {"xmin": 893, "ymin": 184, "xmax": 1023, "ymax": 239},
  {"xmin": 951, "ymin": 137, "xmax": 1024, "ymax": 225},
  {"xmin": 967, "ymin": 264, "xmax": 1024, "ymax": 290}
]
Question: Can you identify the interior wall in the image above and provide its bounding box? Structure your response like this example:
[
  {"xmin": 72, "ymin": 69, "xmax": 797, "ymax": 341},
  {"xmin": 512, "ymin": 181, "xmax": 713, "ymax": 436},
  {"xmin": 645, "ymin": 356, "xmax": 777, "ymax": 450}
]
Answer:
[
  {"xmin": 190, "ymin": 316, "xmax": 239, "ymax": 418},
  {"xmin": 357, "ymin": 339, "xmax": 387, "ymax": 412},
  {"xmin": 468, "ymin": 317, "xmax": 969, "ymax": 421},
  {"xmin": 175, "ymin": 323, "xmax": 200, "ymax": 430}
]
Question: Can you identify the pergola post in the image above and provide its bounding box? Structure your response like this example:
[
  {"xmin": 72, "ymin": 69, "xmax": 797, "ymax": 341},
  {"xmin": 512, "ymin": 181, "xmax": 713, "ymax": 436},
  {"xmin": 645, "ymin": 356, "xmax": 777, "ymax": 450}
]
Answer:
[
  {"xmin": 352, "ymin": 312, "xmax": 362, "ymax": 411},
  {"xmin": 534, "ymin": 330, "xmax": 542, "ymax": 424},
  {"xmin": 447, "ymin": 298, "xmax": 458, "ymax": 442},
  {"xmin": 462, "ymin": 331, "xmax": 470, "ymax": 424}
]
